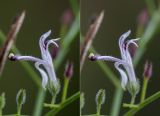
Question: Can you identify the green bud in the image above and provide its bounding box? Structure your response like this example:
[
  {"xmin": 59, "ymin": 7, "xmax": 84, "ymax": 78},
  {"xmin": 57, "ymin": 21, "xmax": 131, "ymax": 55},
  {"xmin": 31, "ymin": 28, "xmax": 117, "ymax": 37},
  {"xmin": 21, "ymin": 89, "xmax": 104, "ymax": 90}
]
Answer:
[
  {"xmin": 127, "ymin": 80, "xmax": 140, "ymax": 97},
  {"xmin": 80, "ymin": 92, "xmax": 85, "ymax": 109},
  {"xmin": 95, "ymin": 89, "xmax": 106, "ymax": 106},
  {"xmin": 0, "ymin": 93, "xmax": 6, "ymax": 109},
  {"xmin": 16, "ymin": 89, "xmax": 26, "ymax": 106},
  {"xmin": 48, "ymin": 79, "xmax": 61, "ymax": 96}
]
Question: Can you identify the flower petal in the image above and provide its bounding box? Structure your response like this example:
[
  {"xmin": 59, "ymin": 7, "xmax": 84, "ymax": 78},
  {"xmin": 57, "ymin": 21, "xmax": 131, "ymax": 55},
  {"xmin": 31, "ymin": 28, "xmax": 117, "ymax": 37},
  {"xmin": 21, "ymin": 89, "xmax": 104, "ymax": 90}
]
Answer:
[
  {"xmin": 35, "ymin": 62, "xmax": 48, "ymax": 89},
  {"xmin": 40, "ymin": 30, "xmax": 51, "ymax": 45},
  {"xmin": 126, "ymin": 38, "xmax": 139, "ymax": 51},
  {"xmin": 114, "ymin": 62, "xmax": 128, "ymax": 90},
  {"xmin": 39, "ymin": 30, "xmax": 52, "ymax": 60},
  {"xmin": 8, "ymin": 53, "xmax": 46, "ymax": 64},
  {"xmin": 91, "ymin": 54, "xmax": 128, "ymax": 65},
  {"xmin": 46, "ymin": 38, "xmax": 60, "ymax": 50},
  {"xmin": 45, "ymin": 38, "xmax": 60, "ymax": 62},
  {"xmin": 119, "ymin": 30, "xmax": 131, "ymax": 59},
  {"xmin": 125, "ymin": 39, "xmax": 139, "ymax": 62},
  {"xmin": 45, "ymin": 64, "xmax": 58, "ymax": 88},
  {"xmin": 119, "ymin": 30, "xmax": 131, "ymax": 47}
]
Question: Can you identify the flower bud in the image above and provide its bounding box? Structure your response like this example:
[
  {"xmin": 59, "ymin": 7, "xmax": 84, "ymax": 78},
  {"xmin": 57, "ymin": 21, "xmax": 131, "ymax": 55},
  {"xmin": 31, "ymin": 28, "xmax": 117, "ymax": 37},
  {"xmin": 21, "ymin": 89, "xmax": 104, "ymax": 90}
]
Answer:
[
  {"xmin": 16, "ymin": 89, "xmax": 26, "ymax": 106},
  {"xmin": 143, "ymin": 60, "xmax": 152, "ymax": 79},
  {"xmin": 64, "ymin": 61, "xmax": 73, "ymax": 80},
  {"xmin": 48, "ymin": 79, "xmax": 61, "ymax": 96},
  {"xmin": 95, "ymin": 89, "xmax": 106, "ymax": 106},
  {"xmin": 61, "ymin": 9, "xmax": 73, "ymax": 26},
  {"xmin": 127, "ymin": 81, "xmax": 140, "ymax": 97},
  {"xmin": 137, "ymin": 8, "xmax": 149, "ymax": 26}
]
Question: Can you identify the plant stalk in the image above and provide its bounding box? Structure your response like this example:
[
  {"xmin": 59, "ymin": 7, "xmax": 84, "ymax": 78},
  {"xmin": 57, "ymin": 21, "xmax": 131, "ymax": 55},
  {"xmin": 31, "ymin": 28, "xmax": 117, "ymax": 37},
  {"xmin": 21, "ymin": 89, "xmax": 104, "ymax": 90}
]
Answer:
[
  {"xmin": 61, "ymin": 78, "xmax": 70, "ymax": 103},
  {"xmin": 140, "ymin": 78, "xmax": 149, "ymax": 103}
]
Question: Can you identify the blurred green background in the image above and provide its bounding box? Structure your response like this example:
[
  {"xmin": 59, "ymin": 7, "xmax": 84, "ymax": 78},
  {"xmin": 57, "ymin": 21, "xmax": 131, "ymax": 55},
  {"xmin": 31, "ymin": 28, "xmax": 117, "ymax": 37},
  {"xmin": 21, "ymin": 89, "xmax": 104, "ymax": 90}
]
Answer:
[
  {"xmin": 0, "ymin": 0, "xmax": 79, "ymax": 115},
  {"xmin": 81, "ymin": 0, "xmax": 160, "ymax": 115}
]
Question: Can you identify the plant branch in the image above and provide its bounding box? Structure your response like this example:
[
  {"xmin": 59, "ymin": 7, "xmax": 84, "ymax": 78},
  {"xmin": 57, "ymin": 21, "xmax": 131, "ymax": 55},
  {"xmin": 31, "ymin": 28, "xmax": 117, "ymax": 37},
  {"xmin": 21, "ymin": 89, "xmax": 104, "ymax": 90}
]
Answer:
[
  {"xmin": 124, "ymin": 91, "xmax": 160, "ymax": 116},
  {"xmin": 44, "ymin": 92, "xmax": 80, "ymax": 116}
]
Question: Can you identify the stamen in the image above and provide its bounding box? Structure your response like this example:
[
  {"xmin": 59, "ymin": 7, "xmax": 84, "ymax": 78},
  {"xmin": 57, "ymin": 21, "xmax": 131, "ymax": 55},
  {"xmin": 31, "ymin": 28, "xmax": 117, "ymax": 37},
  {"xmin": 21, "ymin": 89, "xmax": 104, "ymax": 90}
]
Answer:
[
  {"xmin": 8, "ymin": 53, "xmax": 17, "ymax": 61},
  {"xmin": 88, "ymin": 53, "xmax": 97, "ymax": 61}
]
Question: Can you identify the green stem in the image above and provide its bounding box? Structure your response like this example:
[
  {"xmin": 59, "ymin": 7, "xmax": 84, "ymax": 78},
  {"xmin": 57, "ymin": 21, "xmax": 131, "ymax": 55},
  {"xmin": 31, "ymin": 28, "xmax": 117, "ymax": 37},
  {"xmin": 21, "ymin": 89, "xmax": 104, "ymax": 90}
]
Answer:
[
  {"xmin": 140, "ymin": 78, "xmax": 149, "ymax": 103},
  {"xmin": 96, "ymin": 104, "xmax": 101, "ymax": 116},
  {"xmin": 33, "ymin": 89, "xmax": 46, "ymax": 116},
  {"xmin": 123, "ymin": 103, "xmax": 138, "ymax": 108},
  {"xmin": 110, "ymin": 87, "xmax": 123, "ymax": 116},
  {"xmin": 44, "ymin": 92, "xmax": 80, "ymax": 116},
  {"xmin": 17, "ymin": 104, "xmax": 22, "ymax": 115},
  {"xmin": 124, "ymin": 91, "xmax": 160, "ymax": 116},
  {"xmin": 81, "ymin": 113, "xmax": 107, "ymax": 116},
  {"xmin": 44, "ymin": 103, "xmax": 60, "ymax": 108},
  {"xmin": 61, "ymin": 78, "xmax": 70, "ymax": 103},
  {"xmin": 130, "ymin": 95, "xmax": 136, "ymax": 105},
  {"xmin": 145, "ymin": 0, "xmax": 156, "ymax": 16},
  {"xmin": 51, "ymin": 93, "xmax": 57, "ymax": 104},
  {"xmin": 69, "ymin": 0, "xmax": 79, "ymax": 16}
]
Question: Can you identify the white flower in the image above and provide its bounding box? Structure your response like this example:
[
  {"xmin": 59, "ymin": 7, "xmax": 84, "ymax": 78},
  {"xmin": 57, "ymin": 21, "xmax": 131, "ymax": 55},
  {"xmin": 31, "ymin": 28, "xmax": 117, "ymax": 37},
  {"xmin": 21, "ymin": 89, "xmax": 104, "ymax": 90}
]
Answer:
[
  {"xmin": 89, "ymin": 30, "xmax": 139, "ymax": 92},
  {"xmin": 8, "ymin": 30, "xmax": 60, "ymax": 90}
]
